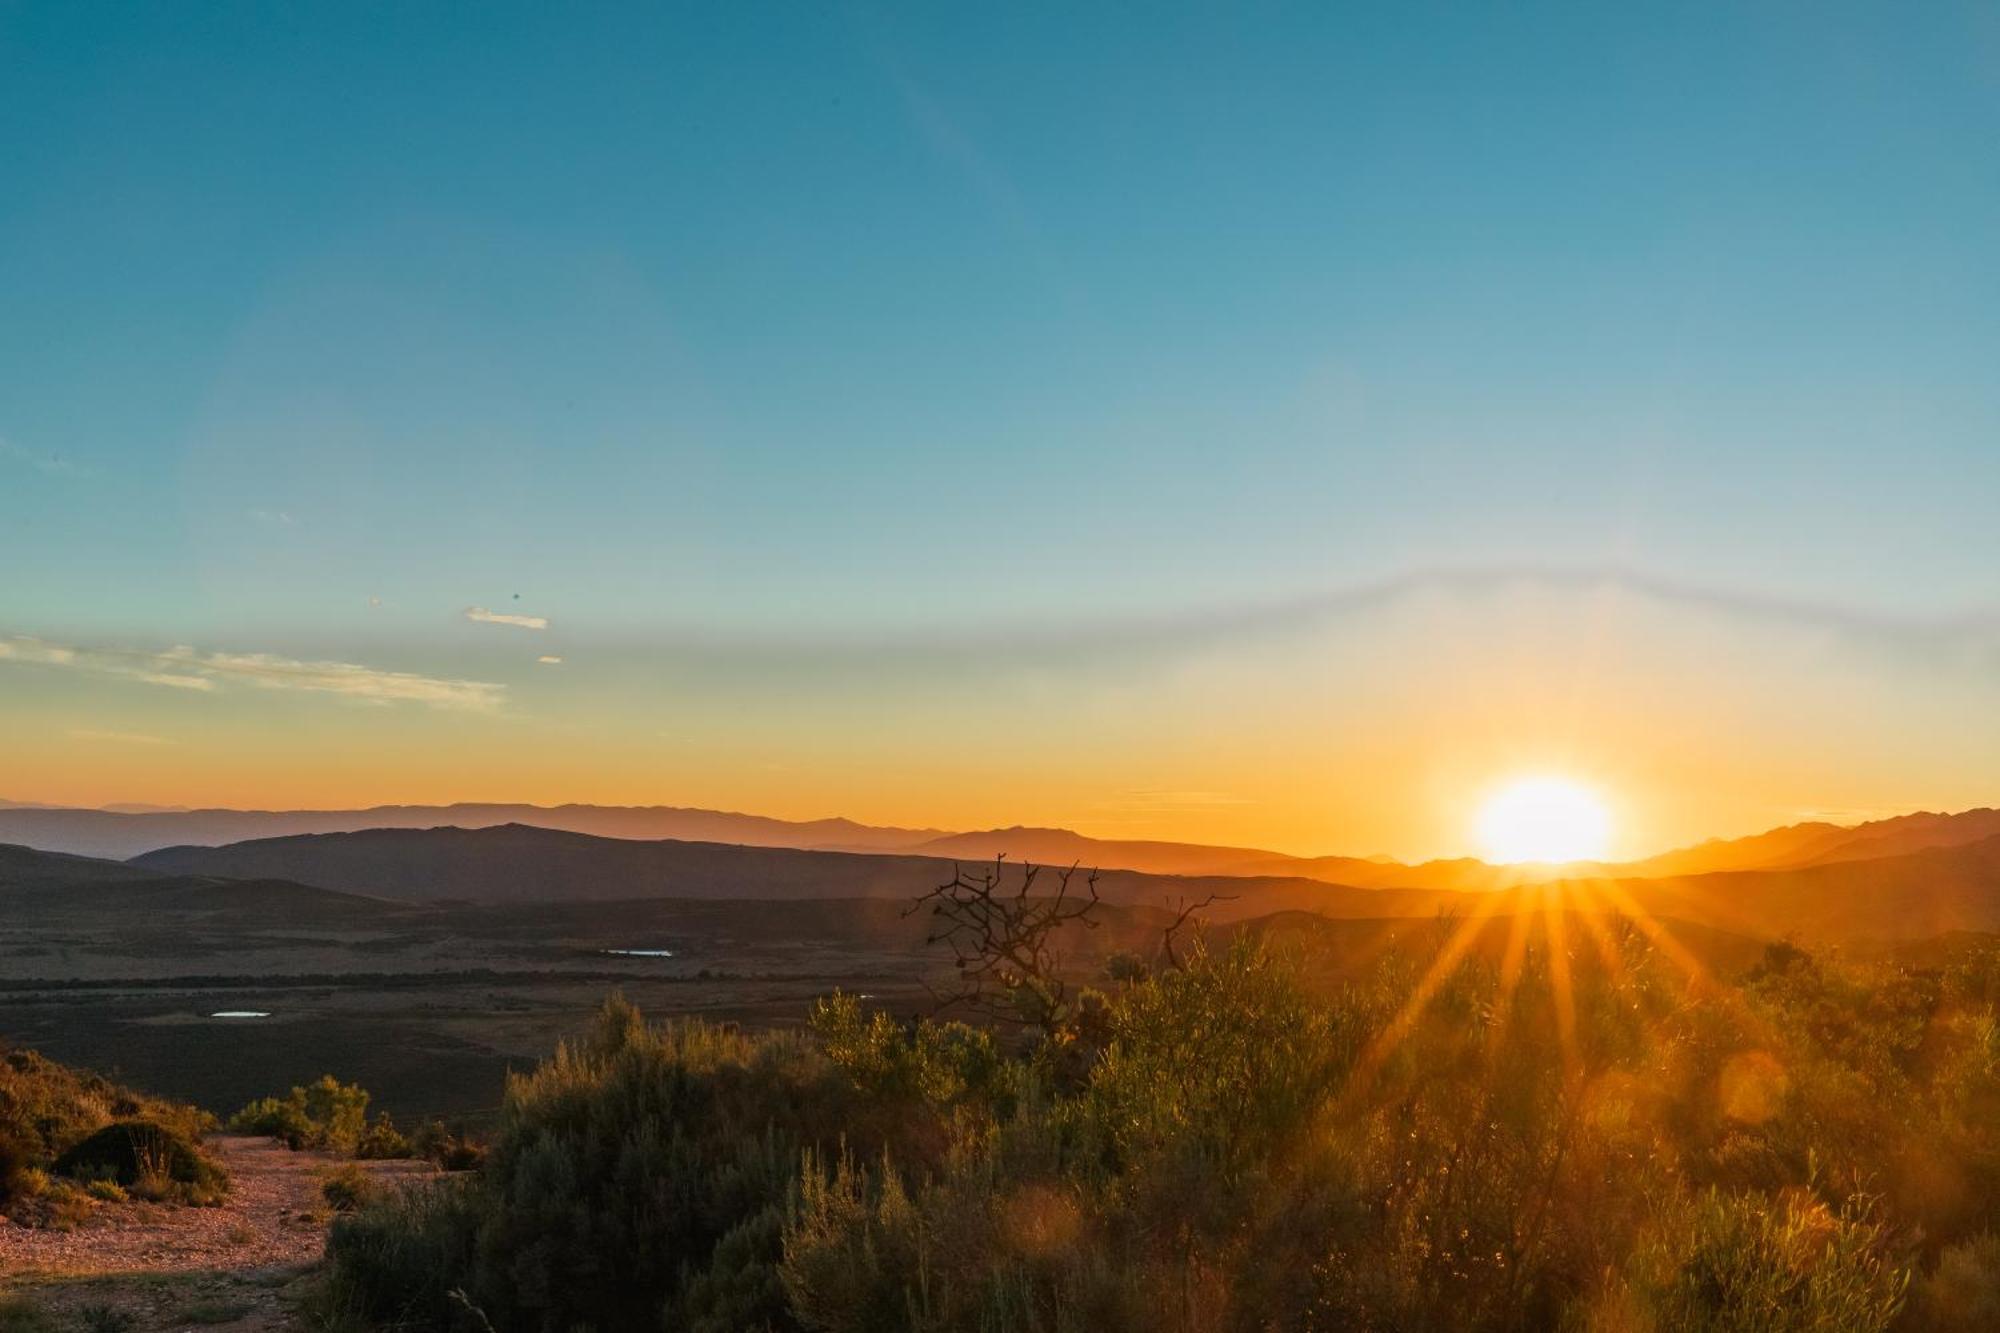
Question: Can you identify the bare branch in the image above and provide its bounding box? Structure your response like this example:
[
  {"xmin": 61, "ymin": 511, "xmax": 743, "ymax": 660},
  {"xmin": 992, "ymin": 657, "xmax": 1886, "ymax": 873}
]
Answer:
[
  {"xmin": 905, "ymin": 855, "xmax": 1102, "ymax": 1035},
  {"xmin": 1161, "ymin": 893, "xmax": 1233, "ymax": 972}
]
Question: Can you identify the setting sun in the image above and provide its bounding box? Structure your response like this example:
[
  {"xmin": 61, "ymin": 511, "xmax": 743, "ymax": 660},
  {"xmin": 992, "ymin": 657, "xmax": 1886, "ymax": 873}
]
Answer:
[{"xmin": 1475, "ymin": 776, "xmax": 1613, "ymax": 864}]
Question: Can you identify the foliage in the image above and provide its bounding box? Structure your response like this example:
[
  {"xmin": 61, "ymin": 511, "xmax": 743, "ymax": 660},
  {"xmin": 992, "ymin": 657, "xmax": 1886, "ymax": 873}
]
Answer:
[
  {"xmin": 230, "ymin": 1075, "xmax": 410, "ymax": 1158},
  {"xmin": 328, "ymin": 992, "xmax": 844, "ymax": 1331},
  {"xmin": 53, "ymin": 1119, "xmax": 229, "ymax": 1206},
  {"xmin": 0, "ymin": 1041, "xmax": 216, "ymax": 1213},
  {"xmin": 411, "ymin": 1118, "xmax": 488, "ymax": 1171},
  {"xmin": 322, "ymin": 1162, "xmax": 383, "ymax": 1212},
  {"xmin": 327, "ymin": 916, "xmax": 2000, "ymax": 1332}
]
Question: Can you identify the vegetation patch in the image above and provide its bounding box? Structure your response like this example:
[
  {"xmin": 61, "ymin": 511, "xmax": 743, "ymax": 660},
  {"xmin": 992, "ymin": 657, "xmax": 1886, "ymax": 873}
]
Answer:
[
  {"xmin": 318, "ymin": 877, "xmax": 2000, "ymax": 1333},
  {"xmin": 0, "ymin": 1040, "xmax": 223, "ymax": 1220},
  {"xmin": 229, "ymin": 1074, "xmax": 414, "ymax": 1159},
  {"xmin": 54, "ymin": 1119, "xmax": 229, "ymax": 1206}
]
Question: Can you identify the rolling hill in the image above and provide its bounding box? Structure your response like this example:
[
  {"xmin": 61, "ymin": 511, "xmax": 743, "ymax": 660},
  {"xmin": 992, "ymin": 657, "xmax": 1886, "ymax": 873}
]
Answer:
[
  {"xmin": 8, "ymin": 798, "xmax": 1998, "ymax": 901},
  {"xmin": 130, "ymin": 823, "xmax": 1485, "ymax": 920},
  {"xmin": 0, "ymin": 841, "xmax": 386, "ymax": 923},
  {"xmin": 0, "ymin": 801, "xmax": 946, "ymax": 862},
  {"xmin": 128, "ymin": 823, "xmax": 2000, "ymax": 945}
]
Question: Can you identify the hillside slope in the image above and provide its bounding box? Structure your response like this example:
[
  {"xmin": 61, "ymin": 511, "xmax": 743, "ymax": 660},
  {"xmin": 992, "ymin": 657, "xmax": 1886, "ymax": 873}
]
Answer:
[
  {"xmin": 0, "ymin": 801, "xmax": 946, "ymax": 861},
  {"xmin": 131, "ymin": 823, "xmax": 1480, "ymax": 920}
]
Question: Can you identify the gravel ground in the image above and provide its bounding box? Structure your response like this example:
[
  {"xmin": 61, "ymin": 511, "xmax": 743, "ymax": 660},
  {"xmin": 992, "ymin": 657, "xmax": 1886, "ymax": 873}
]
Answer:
[{"xmin": 0, "ymin": 1135, "xmax": 434, "ymax": 1331}]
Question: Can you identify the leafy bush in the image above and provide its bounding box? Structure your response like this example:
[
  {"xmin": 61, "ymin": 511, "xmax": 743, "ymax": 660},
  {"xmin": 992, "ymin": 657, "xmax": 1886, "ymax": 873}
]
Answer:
[
  {"xmin": 412, "ymin": 1118, "xmax": 487, "ymax": 1171},
  {"xmin": 53, "ymin": 1119, "xmax": 229, "ymax": 1206},
  {"xmin": 0, "ymin": 1041, "xmax": 217, "ymax": 1215},
  {"xmin": 322, "ymin": 1162, "xmax": 382, "ymax": 1213},
  {"xmin": 355, "ymin": 1112, "xmax": 414, "ymax": 1160},
  {"xmin": 228, "ymin": 1093, "xmax": 316, "ymax": 1147},
  {"xmin": 230, "ymin": 1075, "xmax": 410, "ymax": 1158},
  {"xmin": 329, "ymin": 993, "xmax": 843, "ymax": 1331}
]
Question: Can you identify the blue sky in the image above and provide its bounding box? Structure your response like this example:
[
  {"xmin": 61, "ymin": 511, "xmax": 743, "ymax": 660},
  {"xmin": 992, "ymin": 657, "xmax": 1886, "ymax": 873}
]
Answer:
[{"xmin": 2, "ymin": 4, "xmax": 1997, "ymax": 853}]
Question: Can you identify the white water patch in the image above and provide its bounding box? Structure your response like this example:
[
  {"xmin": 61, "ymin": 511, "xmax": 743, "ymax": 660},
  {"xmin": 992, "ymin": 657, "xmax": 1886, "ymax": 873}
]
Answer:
[
  {"xmin": 602, "ymin": 948, "xmax": 675, "ymax": 958},
  {"xmin": 209, "ymin": 1010, "xmax": 271, "ymax": 1019}
]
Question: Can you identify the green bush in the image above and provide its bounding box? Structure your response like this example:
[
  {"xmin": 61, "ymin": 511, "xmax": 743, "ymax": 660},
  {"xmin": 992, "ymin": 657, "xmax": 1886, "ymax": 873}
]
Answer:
[
  {"xmin": 412, "ymin": 1118, "xmax": 487, "ymax": 1171},
  {"xmin": 355, "ymin": 1112, "xmax": 414, "ymax": 1160},
  {"xmin": 0, "ymin": 1041, "xmax": 215, "ymax": 1212},
  {"xmin": 322, "ymin": 1162, "xmax": 382, "ymax": 1213},
  {"xmin": 229, "ymin": 1075, "xmax": 395, "ymax": 1157},
  {"xmin": 329, "ymin": 994, "xmax": 841, "ymax": 1331},
  {"xmin": 53, "ymin": 1119, "xmax": 228, "ymax": 1206}
]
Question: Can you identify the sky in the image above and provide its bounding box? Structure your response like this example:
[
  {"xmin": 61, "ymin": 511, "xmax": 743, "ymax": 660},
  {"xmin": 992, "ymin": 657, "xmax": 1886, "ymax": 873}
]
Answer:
[{"xmin": 2, "ymin": 3, "xmax": 1997, "ymax": 860}]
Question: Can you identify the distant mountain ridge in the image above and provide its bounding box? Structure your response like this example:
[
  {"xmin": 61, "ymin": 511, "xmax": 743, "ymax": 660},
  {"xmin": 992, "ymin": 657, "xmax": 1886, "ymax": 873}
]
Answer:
[
  {"xmin": 130, "ymin": 823, "xmax": 1463, "ymax": 920},
  {"xmin": 0, "ymin": 841, "xmax": 384, "ymax": 922},
  {"xmin": 128, "ymin": 821, "xmax": 2000, "ymax": 943},
  {"xmin": 0, "ymin": 801, "xmax": 948, "ymax": 861},
  {"xmin": 4, "ymin": 798, "xmax": 1997, "ymax": 893}
]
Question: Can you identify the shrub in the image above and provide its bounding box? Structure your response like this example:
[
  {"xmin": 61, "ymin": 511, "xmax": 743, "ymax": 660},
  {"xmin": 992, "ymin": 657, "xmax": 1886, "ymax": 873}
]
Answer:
[
  {"xmin": 412, "ymin": 1119, "xmax": 486, "ymax": 1171},
  {"xmin": 354, "ymin": 1112, "xmax": 414, "ymax": 1160},
  {"xmin": 1587, "ymin": 1188, "xmax": 1910, "ymax": 1332},
  {"xmin": 329, "ymin": 925, "xmax": 2000, "ymax": 1333},
  {"xmin": 228, "ymin": 1094, "xmax": 316, "ymax": 1147},
  {"xmin": 329, "ymin": 996, "xmax": 837, "ymax": 1331},
  {"xmin": 53, "ymin": 1120, "xmax": 228, "ymax": 1206},
  {"xmin": 322, "ymin": 1162, "xmax": 381, "ymax": 1213},
  {"xmin": 0, "ymin": 1126, "xmax": 31, "ymax": 1209},
  {"xmin": 0, "ymin": 1041, "xmax": 215, "ymax": 1207},
  {"xmin": 229, "ymin": 1076, "xmax": 387, "ymax": 1157},
  {"xmin": 1909, "ymin": 1233, "xmax": 2000, "ymax": 1332}
]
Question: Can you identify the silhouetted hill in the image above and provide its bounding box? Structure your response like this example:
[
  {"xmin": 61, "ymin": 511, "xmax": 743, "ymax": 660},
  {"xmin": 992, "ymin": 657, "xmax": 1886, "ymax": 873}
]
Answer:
[
  {"xmin": 130, "ymin": 823, "xmax": 1488, "ymax": 920},
  {"xmin": 3, "ymin": 873, "xmax": 388, "ymax": 924},
  {"xmin": 0, "ymin": 802, "xmax": 946, "ymax": 861},
  {"xmin": 123, "ymin": 821, "xmax": 2000, "ymax": 944},
  {"xmin": 0, "ymin": 842, "xmax": 157, "ymax": 889},
  {"xmin": 904, "ymin": 827, "xmax": 1565, "ymax": 890},
  {"xmin": 12, "ymin": 797, "xmax": 1998, "ymax": 898},
  {"xmin": 1604, "ymin": 832, "xmax": 2000, "ymax": 942},
  {"xmin": 1617, "ymin": 808, "xmax": 2000, "ymax": 878}
]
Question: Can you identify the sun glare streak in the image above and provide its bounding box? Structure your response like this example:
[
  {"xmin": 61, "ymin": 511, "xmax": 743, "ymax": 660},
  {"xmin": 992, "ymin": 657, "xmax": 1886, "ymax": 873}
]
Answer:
[
  {"xmin": 1538, "ymin": 885, "xmax": 1582, "ymax": 1081},
  {"xmin": 1350, "ymin": 892, "xmax": 1510, "ymax": 1091},
  {"xmin": 1484, "ymin": 900, "xmax": 1536, "ymax": 1057}
]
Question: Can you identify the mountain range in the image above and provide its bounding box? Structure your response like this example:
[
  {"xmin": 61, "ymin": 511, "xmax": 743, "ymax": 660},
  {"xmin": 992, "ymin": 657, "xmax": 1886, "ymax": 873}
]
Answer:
[
  {"xmin": 111, "ymin": 819, "xmax": 2000, "ymax": 944},
  {"xmin": 5, "ymin": 799, "xmax": 1996, "ymax": 890}
]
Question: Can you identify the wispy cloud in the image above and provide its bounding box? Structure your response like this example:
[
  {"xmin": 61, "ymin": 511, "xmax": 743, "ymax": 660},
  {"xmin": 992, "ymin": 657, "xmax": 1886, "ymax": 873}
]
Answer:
[
  {"xmin": 465, "ymin": 606, "xmax": 549, "ymax": 630},
  {"xmin": 537, "ymin": 655, "xmax": 563, "ymax": 665},
  {"xmin": 249, "ymin": 508, "xmax": 297, "ymax": 527},
  {"xmin": 0, "ymin": 635, "xmax": 504, "ymax": 711},
  {"xmin": 69, "ymin": 729, "xmax": 174, "ymax": 746}
]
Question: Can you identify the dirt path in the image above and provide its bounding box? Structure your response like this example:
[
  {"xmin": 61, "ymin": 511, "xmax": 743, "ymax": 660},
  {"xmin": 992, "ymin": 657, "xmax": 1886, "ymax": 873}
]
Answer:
[{"xmin": 1, "ymin": 1135, "xmax": 433, "ymax": 1331}]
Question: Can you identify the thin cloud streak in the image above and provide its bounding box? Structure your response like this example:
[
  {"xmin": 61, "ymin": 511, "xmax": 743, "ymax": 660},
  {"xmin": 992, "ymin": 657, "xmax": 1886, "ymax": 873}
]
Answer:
[
  {"xmin": 465, "ymin": 606, "xmax": 550, "ymax": 630},
  {"xmin": 69, "ymin": 729, "xmax": 174, "ymax": 746},
  {"xmin": 0, "ymin": 635, "xmax": 504, "ymax": 710}
]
